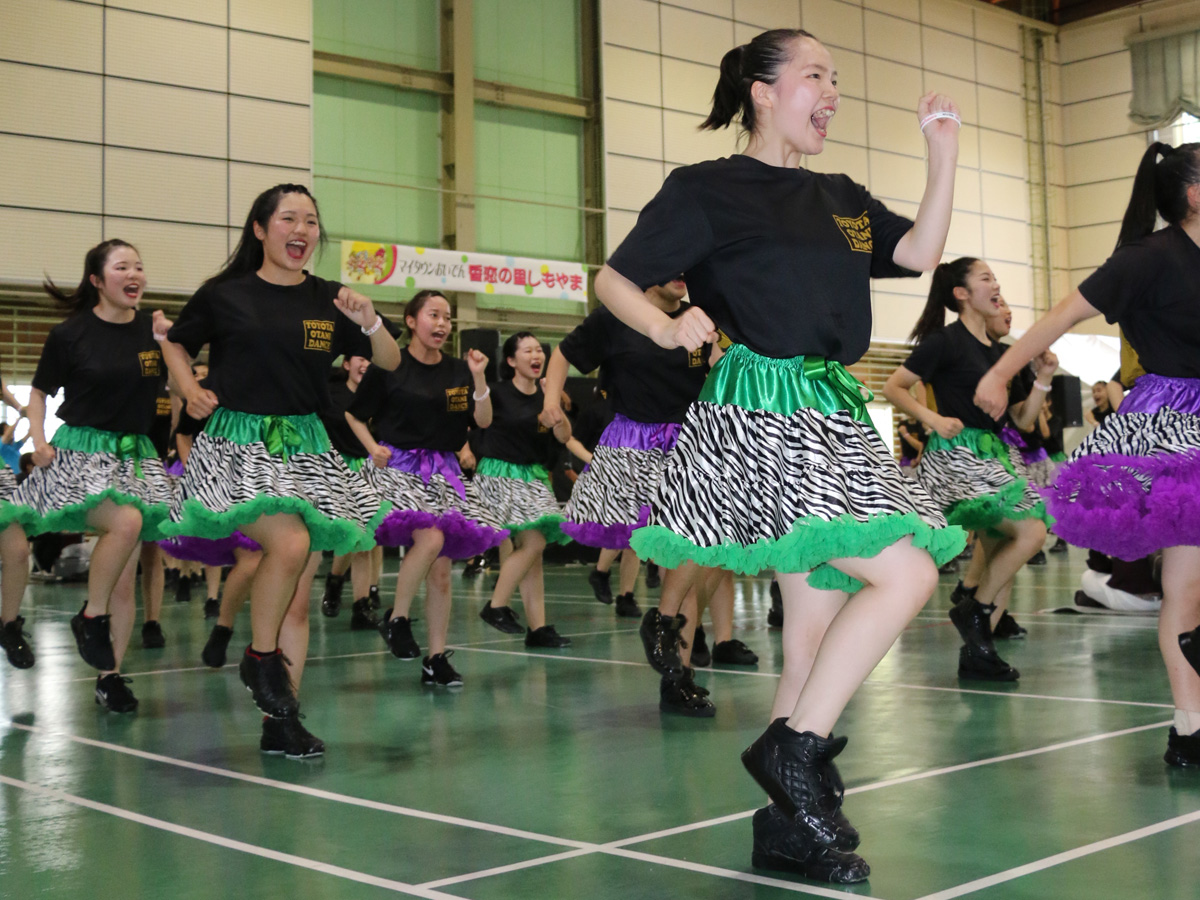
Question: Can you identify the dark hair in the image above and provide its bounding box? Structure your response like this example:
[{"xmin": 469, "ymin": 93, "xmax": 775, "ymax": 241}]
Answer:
[
  {"xmin": 701, "ymin": 29, "xmax": 817, "ymax": 134},
  {"xmin": 43, "ymin": 239, "xmax": 140, "ymax": 316},
  {"xmin": 1117, "ymin": 142, "xmax": 1200, "ymax": 247},
  {"xmin": 205, "ymin": 184, "xmax": 325, "ymax": 288},
  {"xmin": 403, "ymin": 290, "xmax": 450, "ymax": 337},
  {"xmin": 499, "ymin": 331, "xmax": 538, "ymax": 380},
  {"xmin": 909, "ymin": 257, "xmax": 979, "ymax": 344}
]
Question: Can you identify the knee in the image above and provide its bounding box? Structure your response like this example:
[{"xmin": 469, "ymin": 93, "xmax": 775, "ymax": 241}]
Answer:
[
  {"xmin": 906, "ymin": 554, "xmax": 941, "ymax": 607},
  {"xmin": 1018, "ymin": 519, "xmax": 1048, "ymax": 550},
  {"xmin": 427, "ymin": 559, "xmax": 452, "ymax": 594},
  {"xmin": 107, "ymin": 507, "xmax": 144, "ymax": 545},
  {"xmin": 265, "ymin": 527, "xmax": 311, "ymax": 568},
  {"xmin": 412, "ymin": 528, "xmax": 446, "ymax": 556},
  {"xmin": 1, "ymin": 526, "xmax": 28, "ymax": 565}
]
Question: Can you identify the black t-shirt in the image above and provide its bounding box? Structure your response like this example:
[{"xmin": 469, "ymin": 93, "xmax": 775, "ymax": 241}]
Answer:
[
  {"xmin": 149, "ymin": 387, "xmax": 173, "ymax": 458},
  {"xmin": 904, "ymin": 320, "xmax": 1013, "ymax": 432},
  {"xmin": 1043, "ymin": 412, "xmax": 1064, "ymax": 456},
  {"xmin": 573, "ymin": 390, "xmax": 614, "ymax": 452},
  {"xmin": 558, "ymin": 304, "xmax": 709, "ymax": 424},
  {"xmin": 480, "ymin": 380, "xmax": 556, "ymax": 466},
  {"xmin": 606, "ymin": 155, "xmax": 918, "ymax": 363},
  {"xmin": 167, "ymin": 272, "xmax": 372, "ymax": 416},
  {"xmin": 348, "ymin": 347, "xmax": 474, "ymax": 451},
  {"xmin": 175, "ymin": 377, "xmax": 213, "ymax": 438},
  {"xmin": 321, "ymin": 378, "xmax": 370, "ymax": 458},
  {"xmin": 898, "ymin": 419, "xmax": 926, "ymax": 462},
  {"xmin": 33, "ymin": 309, "xmax": 165, "ymax": 434},
  {"xmin": 1079, "ymin": 225, "xmax": 1200, "ymax": 378}
]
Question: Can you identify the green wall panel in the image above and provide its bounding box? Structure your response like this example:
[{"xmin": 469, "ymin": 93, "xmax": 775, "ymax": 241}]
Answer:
[
  {"xmin": 314, "ymin": 0, "xmax": 440, "ymax": 70},
  {"xmin": 474, "ymin": 0, "xmax": 582, "ymax": 97}
]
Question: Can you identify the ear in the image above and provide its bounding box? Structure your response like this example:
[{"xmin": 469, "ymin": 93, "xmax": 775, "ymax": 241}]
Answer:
[
  {"xmin": 252, "ymin": 220, "xmax": 267, "ymax": 242},
  {"xmin": 951, "ymin": 284, "xmax": 970, "ymax": 307},
  {"xmin": 749, "ymin": 79, "xmax": 774, "ymax": 114},
  {"xmin": 89, "ymin": 273, "xmax": 103, "ymax": 291},
  {"xmin": 1188, "ymin": 181, "xmax": 1200, "ymax": 214}
]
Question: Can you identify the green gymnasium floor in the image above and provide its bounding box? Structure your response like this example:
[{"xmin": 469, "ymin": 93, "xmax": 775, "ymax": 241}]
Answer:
[{"xmin": 2, "ymin": 551, "xmax": 1198, "ymax": 899}]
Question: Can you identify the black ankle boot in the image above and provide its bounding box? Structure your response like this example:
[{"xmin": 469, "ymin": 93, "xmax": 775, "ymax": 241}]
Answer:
[
  {"xmin": 1164, "ymin": 726, "xmax": 1200, "ymax": 768},
  {"xmin": 740, "ymin": 720, "xmax": 856, "ymax": 850},
  {"xmin": 1179, "ymin": 627, "xmax": 1200, "ymax": 678},
  {"xmin": 349, "ymin": 597, "xmax": 380, "ymax": 630},
  {"xmin": 321, "ymin": 573, "xmax": 346, "ymax": 618},
  {"xmin": 639, "ymin": 608, "xmax": 684, "ymax": 678},
  {"xmin": 751, "ymin": 805, "xmax": 869, "ymax": 884},
  {"xmin": 957, "ymin": 644, "xmax": 1020, "ymax": 681}
]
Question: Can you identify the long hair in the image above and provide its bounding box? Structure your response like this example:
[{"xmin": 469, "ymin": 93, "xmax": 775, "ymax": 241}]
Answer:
[
  {"xmin": 700, "ymin": 28, "xmax": 816, "ymax": 135},
  {"xmin": 204, "ymin": 183, "xmax": 325, "ymax": 288},
  {"xmin": 1116, "ymin": 141, "xmax": 1200, "ymax": 247},
  {"xmin": 909, "ymin": 257, "xmax": 979, "ymax": 344},
  {"xmin": 43, "ymin": 238, "xmax": 139, "ymax": 316},
  {"xmin": 499, "ymin": 331, "xmax": 537, "ymax": 380}
]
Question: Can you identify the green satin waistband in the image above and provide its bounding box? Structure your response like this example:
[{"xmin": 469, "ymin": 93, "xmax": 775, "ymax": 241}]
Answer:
[
  {"xmin": 477, "ymin": 457, "xmax": 551, "ymax": 485},
  {"xmin": 52, "ymin": 425, "xmax": 156, "ymax": 460},
  {"xmin": 206, "ymin": 408, "xmax": 331, "ymax": 460}
]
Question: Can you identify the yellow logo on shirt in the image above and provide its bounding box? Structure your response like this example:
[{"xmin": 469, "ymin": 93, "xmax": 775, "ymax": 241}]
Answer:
[
  {"xmin": 833, "ymin": 212, "xmax": 873, "ymax": 253},
  {"xmin": 688, "ymin": 347, "xmax": 705, "ymax": 368},
  {"xmin": 303, "ymin": 319, "xmax": 335, "ymax": 352},
  {"xmin": 138, "ymin": 350, "xmax": 162, "ymax": 377},
  {"xmin": 156, "ymin": 396, "xmax": 172, "ymax": 416},
  {"xmin": 446, "ymin": 385, "xmax": 469, "ymax": 412}
]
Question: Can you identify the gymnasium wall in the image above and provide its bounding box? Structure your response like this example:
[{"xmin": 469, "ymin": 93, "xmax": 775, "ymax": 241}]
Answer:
[{"xmin": 0, "ymin": 0, "xmax": 313, "ymax": 294}]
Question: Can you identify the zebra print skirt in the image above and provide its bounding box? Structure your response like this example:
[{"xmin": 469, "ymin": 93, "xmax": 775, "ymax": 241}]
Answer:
[
  {"xmin": 474, "ymin": 458, "xmax": 569, "ymax": 544},
  {"xmin": 1000, "ymin": 425, "xmax": 1058, "ymax": 489},
  {"xmin": 0, "ymin": 467, "xmax": 16, "ymax": 502},
  {"xmin": 917, "ymin": 428, "xmax": 1048, "ymax": 532},
  {"xmin": 629, "ymin": 345, "xmax": 965, "ymax": 593},
  {"xmin": 0, "ymin": 425, "xmax": 171, "ymax": 539},
  {"xmin": 368, "ymin": 445, "xmax": 509, "ymax": 559},
  {"xmin": 1046, "ymin": 373, "xmax": 1200, "ymax": 560},
  {"xmin": 562, "ymin": 415, "xmax": 680, "ymax": 550},
  {"xmin": 165, "ymin": 408, "xmax": 384, "ymax": 556}
]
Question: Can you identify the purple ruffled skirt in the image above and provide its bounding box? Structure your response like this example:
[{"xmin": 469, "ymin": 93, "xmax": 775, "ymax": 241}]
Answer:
[
  {"xmin": 562, "ymin": 415, "xmax": 680, "ymax": 549},
  {"xmin": 366, "ymin": 446, "xmax": 508, "ymax": 559},
  {"xmin": 158, "ymin": 532, "xmax": 261, "ymax": 567},
  {"xmin": 1045, "ymin": 374, "xmax": 1200, "ymax": 559}
]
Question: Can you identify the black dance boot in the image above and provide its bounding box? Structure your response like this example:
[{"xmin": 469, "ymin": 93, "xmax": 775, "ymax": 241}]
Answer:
[
  {"xmin": 1178, "ymin": 627, "xmax": 1200, "ymax": 678},
  {"xmin": 1164, "ymin": 726, "xmax": 1200, "ymax": 768},
  {"xmin": 238, "ymin": 647, "xmax": 299, "ymax": 718},
  {"xmin": 368, "ymin": 585, "xmax": 382, "ymax": 609},
  {"xmin": 740, "ymin": 720, "xmax": 855, "ymax": 849},
  {"xmin": 767, "ymin": 580, "xmax": 784, "ymax": 627},
  {"xmin": 659, "ymin": 668, "xmax": 715, "ymax": 717},
  {"xmin": 321, "ymin": 573, "xmax": 346, "ymax": 617},
  {"xmin": 639, "ymin": 608, "xmax": 684, "ymax": 678},
  {"xmin": 349, "ymin": 597, "xmax": 380, "ymax": 630},
  {"xmin": 949, "ymin": 597, "xmax": 1019, "ymax": 681},
  {"xmin": 751, "ymin": 805, "xmax": 869, "ymax": 884}
]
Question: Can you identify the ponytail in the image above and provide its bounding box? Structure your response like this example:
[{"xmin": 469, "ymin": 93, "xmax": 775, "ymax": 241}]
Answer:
[
  {"xmin": 1116, "ymin": 141, "xmax": 1200, "ymax": 248},
  {"xmin": 205, "ymin": 183, "xmax": 325, "ymax": 289},
  {"xmin": 701, "ymin": 28, "xmax": 817, "ymax": 136},
  {"xmin": 909, "ymin": 257, "xmax": 978, "ymax": 344},
  {"xmin": 43, "ymin": 239, "xmax": 139, "ymax": 317}
]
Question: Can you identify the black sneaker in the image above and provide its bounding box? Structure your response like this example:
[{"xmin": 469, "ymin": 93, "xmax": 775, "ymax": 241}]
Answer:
[
  {"xmin": 691, "ymin": 625, "xmax": 711, "ymax": 667},
  {"xmin": 1027, "ymin": 549, "xmax": 1047, "ymax": 566},
  {"xmin": 0, "ymin": 617, "xmax": 34, "ymax": 669},
  {"xmin": 203, "ymin": 597, "xmax": 220, "ymax": 619},
  {"xmin": 421, "ymin": 651, "xmax": 463, "ymax": 687},
  {"xmin": 1164, "ymin": 726, "xmax": 1200, "ymax": 768},
  {"xmin": 751, "ymin": 805, "xmax": 870, "ymax": 884},
  {"xmin": 480, "ymin": 601, "xmax": 524, "ymax": 635},
  {"xmin": 614, "ymin": 591, "xmax": 641, "ymax": 618},
  {"xmin": 526, "ymin": 625, "xmax": 572, "ymax": 648},
  {"xmin": 261, "ymin": 713, "xmax": 325, "ymax": 759},
  {"xmin": 461, "ymin": 555, "xmax": 486, "ymax": 578},
  {"xmin": 141, "ymin": 620, "xmax": 165, "ymax": 649},
  {"xmin": 713, "ymin": 638, "xmax": 759, "ymax": 666},
  {"xmin": 993, "ymin": 610, "xmax": 1028, "ymax": 640},
  {"xmin": 321, "ymin": 573, "xmax": 345, "ymax": 617},
  {"xmin": 957, "ymin": 644, "xmax": 1020, "ymax": 681},
  {"xmin": 950, "ymin": 598, "xmax": 1019, "ymax": 681},
  {"xmin": 588, "ymin": 568, "xmax": 613, "ymax": 604},
  {"xmin": 767, "ymin": 580, "xmax": 784, "ymax": 628},
  {"xmin": 1049, "ymin": 537, "xmax": 1069, "ymax": 554},
  {"xmin": 644, "ymin": 562, "xmax": 661, "ymax": 589},
  {"xmin": 70, "ymin": 607, "xmax": 115, "ymax": 671},
  {"xmin": 639, "ymin": 608, "xmax": 684, "ymax": 677},
  {"xmin": 174, "ymin": 574, "xmax": 193, "ymax": 604},
  {"xmin": 949, "ymin": 581, "xmax": 976, "ymax": 607},
  {"xmin": 202, "ymin": 625, "xmax": 234, "ymax": 668},
  {"xmin": 349, "ymin": 597, "xmax": 380, "ymax": 631},
  {"xmin": 368, "ymin": 585, "xmax": 382, "ymax": 609},
  {"xmin": 380, "ymin": 614, "xmax": 421, "ymax": 659},
  {"xmin": 95, "ymin": 673, "xmax": 138, "ymax": 713},
  {"xmin": 660, "ymin": 669, "xmax": 715, "ymax": 717},
  {"xmin": 238, "ymin": 648, "xmax": 298, "ymax": 718}
]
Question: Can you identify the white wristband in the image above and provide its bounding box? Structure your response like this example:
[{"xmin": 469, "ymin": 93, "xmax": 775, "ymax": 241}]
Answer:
[
  {"xmin": 361, "ymin": 315, "xmax": 383, "ymax": 336},
  {"xmin": 1033, "ymin": 380, "xmax": 1052, "ymax": 392},
  {"xmin": 473, "ymin": 387, "xmax": 490, "ymax": 402},
  {"xmin": 919, "ymin": 111, "xmax": 962, "ymax": 133}
]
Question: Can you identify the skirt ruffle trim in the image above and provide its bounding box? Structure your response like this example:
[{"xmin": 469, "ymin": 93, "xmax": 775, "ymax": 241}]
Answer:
[
  {"xmin": 374, "ymin": 508, "xmax": 508, "ymax": 558},
  {"xmin": 158, "ymin": 532, "xmax": 261, "ymax": 566},
  {"xmin": 0, "ymin": 490, "xmax": 170, "ymax": 541},
  {"xmin": 944, "ymin": 480, "xmax": 1052, "ymax": 533},
  {"xmin": 561, "ymin": 506, "xmax": 650, "ymax": 551}
]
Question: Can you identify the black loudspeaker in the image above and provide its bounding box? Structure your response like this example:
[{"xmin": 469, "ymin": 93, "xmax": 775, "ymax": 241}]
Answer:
[
  {"xmin": 1051, "ymin": 374, "xmax": 1083, "ymax": 428},
  {"xmin": 458, "ymin": 328, "xmax": 500, "ymax": 383}
]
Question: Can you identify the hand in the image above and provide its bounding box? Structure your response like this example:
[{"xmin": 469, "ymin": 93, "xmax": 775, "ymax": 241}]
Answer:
[
  {"xmin": 32, "ymin": 442, "xmax": 55, "ymax": 467},
  {"xmin": 933, "ymin": 415, "xmax": 964, "ymax": 440},
  {"xmin": 466, "ymin": 349, "xmax": 489, "ymax": 376},
  {"xmin": 917, "ymin": 92, "xmax": 960, "ymax": 146},
  {"xmin": 1034, "ymin": 350, "xmax": 1059, "ymax": 381},
  {"xmin": 152, "ymin": 309, "xmax": 173, "ymax": 341},
  {"xmin": 974, "ymin": 371, "xmax": 1009, "ymax": 421},
  {"xmin": 185, "ymin": 386, "xmax": 219, "ymax": 419},
  {"xmin": 457, "ymin": 447, "xmax": 476, "ymax": 471},
  {"xmin": 370, "ymin": 443, "xmax": 392, "ymax": 470},
  {"xmin": 648, "ymin": 306, "xmax": 718, "ymax": 352},
  {"xmin": 899, "ymin": 425, "xmax": 909, "ymax": 438},
  {"xmin": 333, "ymin": 286, "xmax": 377, "ymax": 330},
  {"xmin": 539, "ymin": 404, "xmax": 564, "ymax": 429}
]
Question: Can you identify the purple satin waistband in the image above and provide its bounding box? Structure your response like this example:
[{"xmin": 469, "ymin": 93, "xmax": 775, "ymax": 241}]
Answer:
[
  {"xmin": 1118, "ymin": 373, "xmax": 1200, "ymax": 416},
  {"xmin": 597, "ymin": 414, "xmax": 682, "ymax": 453},
  {"xmin": 383, "ymin": 445, "xmax": 466, "ymax": 499}
]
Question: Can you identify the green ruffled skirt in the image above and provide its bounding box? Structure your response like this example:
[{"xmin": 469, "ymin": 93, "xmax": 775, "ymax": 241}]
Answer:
[{"xmin": 473, "ymin": 458, "xmax": 569, "ymax": 544}]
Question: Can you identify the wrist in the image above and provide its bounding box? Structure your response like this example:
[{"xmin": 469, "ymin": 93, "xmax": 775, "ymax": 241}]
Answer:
[
  {"xmin": 361, "ymin": 314, "xmax": 383, "ymax": 336},
  {"xmin": 1033, "ymin": 380, "xmax": 1052, "ymax": 392}
]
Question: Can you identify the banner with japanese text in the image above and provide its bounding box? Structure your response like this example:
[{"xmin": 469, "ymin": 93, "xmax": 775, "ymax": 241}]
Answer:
[{"xmin": 340, "ymin": 242, "xmax": 588, "ymax": 303}]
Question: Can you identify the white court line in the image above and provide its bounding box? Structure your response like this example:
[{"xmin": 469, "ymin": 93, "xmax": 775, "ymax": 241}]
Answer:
[
  {"xmin": 913, "ymin": 807, "xmax": 1200, "ymax": 900},
  {"xmin": 417, "ymin": 849, "xmax": 594, "ymax": 888},
  {"xmin": 0, "ymin": 774, "xmax": 462, "ymax": 900}
]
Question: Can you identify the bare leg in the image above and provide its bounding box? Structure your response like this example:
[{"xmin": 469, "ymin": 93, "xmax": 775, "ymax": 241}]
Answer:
[
  {"xmin": 973, "ymin": 518, "xmax": 1046, "ymax": 625},
  {"xmin": 1161, "ymin": 545, "xmax": 1200, "ymax": 717},
  {"xmin": 519, "ymin": 554, "xmax": 547, "ymax": 630},
  {"xmin": 677, "ymin": 587, "xmax": 699, "ymax": 667},
  {"xmin": 618, "ymin": 549, "xmax": 641, "ymax": 596},
  {"xmin": 658, "ymin": 561, "xmax": 701, "ymax": 617},
  {"xmin": 83, "ymin": 500, "xmax": 143, "ymax": 616},
  {"xmin": 101, "ymin": 551, "xmax": 140, "ymax": 675},
  {"xmin": 139, "ymin": 543, "xmax": 163, "ymax": 624},
  {"xmin": 203, "ymin": 565, "xmax": 222, "ymax": 601},
  {"xmin": 349, "ymin": 551, "xmax": 371, "ymax": 600},
  {"xmin": 370, "ymin": 544, "xmax": 383, "ymax": 586},
  {"xmin": 770, "ymin": 579, "xmax": 847, "ymax": 721},
  {"xmin": 217, "ymin": 548, "xmax": 261, "ymax": 629},
  {"xmin": 425, "ymin": 555, "xmax": 453, "ymax": 655},
  {"xmin": 961, "ymin": 535, "xmax": 986, "ymax": 589},
  {"xmin": 330, "ymin": 553, "xmax": 351, "ymax": 578},
  {"xmin": 0, "ymin": 524, "xmax": 30, "ymax": 625},
  {"xmin": 238, "ymin": 513, "xmax": 312, "ymax": 653},
  {"xmin": 390, "ymin": 528, "xmax": 445, "ymax": 618},
  {"xmin": 707, "ymin": 569, "xmax": 735, "ymax": 644},
  {"xmin": 490, "ymin": 531, "xmax": 546, "ymax": 610},
  {"xmin": 279, "ymin": 551, "xmax": 319, "ymax": 693},
  {"xmin": 595, "ymin": 547, "xmax": 619, "ymax": 574}
]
